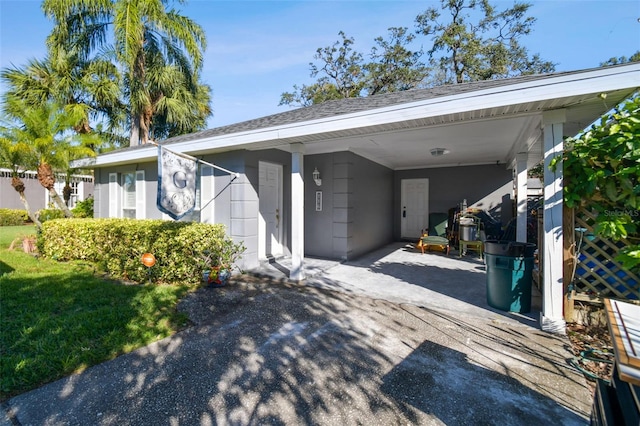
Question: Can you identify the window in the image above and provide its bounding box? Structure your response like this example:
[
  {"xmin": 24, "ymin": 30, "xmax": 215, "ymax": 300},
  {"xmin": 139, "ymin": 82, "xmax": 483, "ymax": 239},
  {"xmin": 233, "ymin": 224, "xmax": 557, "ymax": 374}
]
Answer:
[
  {"xmin": 109, "ymin": 171, "xmax": 145, "ymax": 219},
  {"xmin": 122, "ymin": 172, "xmax": 136, "ymax": 218}
]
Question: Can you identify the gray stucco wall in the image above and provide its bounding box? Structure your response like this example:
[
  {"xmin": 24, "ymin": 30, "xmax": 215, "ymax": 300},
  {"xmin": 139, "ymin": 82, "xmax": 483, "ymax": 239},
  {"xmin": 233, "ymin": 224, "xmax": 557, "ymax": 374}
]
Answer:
[
  {"xmin": 304, "ymin": 151, "xmax": 394, "ymax": 260},
  {"xmin": 1, "ymin": 173, "xmax": 93, "ymax": 212},
  {"xmin": 349, "ymin": 153, "xmax": 395, "ymax": 259},
  {"xmin": 93, "ymin": 152, "xmax": 511, "ymax": 269},
  {"xmin": 0, "ymin": 175, "xmax": 46, "ymax": 211},
  {"xmin": 225, "ymin": 149, "xmax": 291, "ymax": 270},
  {"xmin": 304, "ymin": 153, "xmax": 334, "ymax": 259},
  {"xmin": 394, "ymin": 164, "xmax": 513, "ymax": 240}
]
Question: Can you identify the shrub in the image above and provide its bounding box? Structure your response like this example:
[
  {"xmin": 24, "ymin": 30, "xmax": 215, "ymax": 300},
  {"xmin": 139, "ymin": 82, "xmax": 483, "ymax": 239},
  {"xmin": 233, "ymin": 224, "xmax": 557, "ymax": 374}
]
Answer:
[
  {"xmin": 38, "ymin": 208, "xmax": 66, "ymax": 223},
  {"xmin": 72, "ymin": 196, "xmax": 94, "ymax": 218},
  {"xmin": 0, "ymin": 209, "xmax": 28, "ymax": 226},
  {"xmin": 40, "ymin": 219, "xmax": 245, "ymax": 285}
]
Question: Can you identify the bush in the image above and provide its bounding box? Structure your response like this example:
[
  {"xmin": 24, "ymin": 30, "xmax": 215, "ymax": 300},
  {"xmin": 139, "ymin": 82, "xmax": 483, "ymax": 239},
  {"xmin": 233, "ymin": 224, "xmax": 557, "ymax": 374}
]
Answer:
[
  {"xmin": 0, "ymin": 209, "xmax": 28, "ymax": 226},
  {"xmin": 38, "ymin": 208, "xmax": 66, "ymax": 223},
  {"xmin": 72, "ymin": 196, "xmax": 94, "ymax": 218},
  {"xmin": 40, "ymin": 219, "xmax": 245, "ymax": 285}
]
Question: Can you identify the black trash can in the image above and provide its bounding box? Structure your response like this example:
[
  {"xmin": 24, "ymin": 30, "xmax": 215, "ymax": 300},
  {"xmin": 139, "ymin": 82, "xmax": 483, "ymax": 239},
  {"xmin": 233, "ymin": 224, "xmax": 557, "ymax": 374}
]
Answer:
[{"xmin": 484, "ymin": 241, "xmax": 536, "ymax": 313}]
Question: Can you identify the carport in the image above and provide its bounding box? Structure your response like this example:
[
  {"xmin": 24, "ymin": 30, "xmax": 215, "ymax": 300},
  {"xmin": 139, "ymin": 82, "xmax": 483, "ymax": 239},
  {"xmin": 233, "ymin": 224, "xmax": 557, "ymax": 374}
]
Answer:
[{"xmin": 265, "ymin": 63, "xmax": 639, "ymax": 333}]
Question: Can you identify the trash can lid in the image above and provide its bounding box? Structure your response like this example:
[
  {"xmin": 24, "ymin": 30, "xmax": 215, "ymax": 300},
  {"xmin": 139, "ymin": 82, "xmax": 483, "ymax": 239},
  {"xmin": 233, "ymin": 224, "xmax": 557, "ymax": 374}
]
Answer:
[{"xmin": 484, "ymin": 240, "xmax": 536, "ymax": 257}]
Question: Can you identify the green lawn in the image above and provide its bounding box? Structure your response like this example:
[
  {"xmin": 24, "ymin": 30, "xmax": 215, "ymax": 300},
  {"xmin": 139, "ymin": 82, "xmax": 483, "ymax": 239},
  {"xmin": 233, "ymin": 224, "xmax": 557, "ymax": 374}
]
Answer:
[{"xmin": 0, "ymin": 226, "xmax": 191, "ymax": 401}]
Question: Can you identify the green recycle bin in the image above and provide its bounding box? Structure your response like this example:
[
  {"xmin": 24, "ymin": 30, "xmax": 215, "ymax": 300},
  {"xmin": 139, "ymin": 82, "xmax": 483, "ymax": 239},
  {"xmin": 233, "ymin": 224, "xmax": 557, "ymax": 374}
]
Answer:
[{"xmin": 484, "ymin": 241, "xmax": 536, "ymax": 313}]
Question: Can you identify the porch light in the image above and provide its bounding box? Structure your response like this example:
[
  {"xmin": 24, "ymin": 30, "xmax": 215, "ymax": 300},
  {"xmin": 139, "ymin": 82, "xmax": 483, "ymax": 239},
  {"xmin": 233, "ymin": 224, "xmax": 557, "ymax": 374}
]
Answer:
[
  {"xmin": 430, "ymin": 148, "xmax": 450, "ymax": 157},
  {"xmin": 312, "ymin": 167, "xmax": 322, "ymax": 186}
]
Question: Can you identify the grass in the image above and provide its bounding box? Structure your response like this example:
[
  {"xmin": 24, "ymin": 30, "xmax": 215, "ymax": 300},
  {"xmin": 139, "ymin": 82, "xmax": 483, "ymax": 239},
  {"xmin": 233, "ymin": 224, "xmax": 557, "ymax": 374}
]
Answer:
[{"xmin": 0, "ymin": 225, "xmax": 192, "ymax": 401}]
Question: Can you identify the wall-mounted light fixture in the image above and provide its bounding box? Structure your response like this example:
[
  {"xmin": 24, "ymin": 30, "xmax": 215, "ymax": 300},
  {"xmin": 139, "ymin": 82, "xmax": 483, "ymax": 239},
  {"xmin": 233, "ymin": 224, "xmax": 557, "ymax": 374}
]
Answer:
[
  {"xmin": 312, "ymin": 167, "xmax": 322, "ymax": 186},
  {"xmin": 430, "ymin": 148, "xmax": 450, "ymax": 157}
]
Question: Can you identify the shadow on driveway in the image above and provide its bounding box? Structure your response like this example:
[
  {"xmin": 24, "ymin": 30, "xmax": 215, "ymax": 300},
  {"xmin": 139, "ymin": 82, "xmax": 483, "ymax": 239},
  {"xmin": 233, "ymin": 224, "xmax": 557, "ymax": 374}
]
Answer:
[
  {"xmin": 302, "ymin": 242, "xmax": 541, "ymax": 328},
  {"xmin": 4, "ymin": 276, "xmax": 592, "ymax": 425}
]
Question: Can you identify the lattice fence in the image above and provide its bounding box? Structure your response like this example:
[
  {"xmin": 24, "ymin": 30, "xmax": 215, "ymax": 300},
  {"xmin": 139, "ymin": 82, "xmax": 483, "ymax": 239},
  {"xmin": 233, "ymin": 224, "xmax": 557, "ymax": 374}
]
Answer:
[{"xmin": 573, "ymin": 207, "xmax": 639, "ymax": 300}]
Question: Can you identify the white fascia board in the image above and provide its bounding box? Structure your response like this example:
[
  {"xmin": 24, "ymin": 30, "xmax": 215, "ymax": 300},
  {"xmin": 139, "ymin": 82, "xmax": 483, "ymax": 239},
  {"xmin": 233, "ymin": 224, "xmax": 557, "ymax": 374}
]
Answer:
[
  {"xmin": 93, "ymin": 64, "xmax": 639, "ymax": 166},
  {"xmin": 89, "ymin": 146, "xmax": 157, "ymax": 166}
]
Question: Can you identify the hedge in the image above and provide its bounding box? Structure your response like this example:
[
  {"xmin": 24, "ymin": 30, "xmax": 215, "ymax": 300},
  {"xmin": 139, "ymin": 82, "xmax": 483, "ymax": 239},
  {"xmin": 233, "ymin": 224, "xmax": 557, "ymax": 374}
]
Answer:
[
  {"xmin": 0, "ymin": 209, "xmax": 29, "ymax": 226},
  {"xmin": 40, "ymin": 218, "xmax": 245, "ymax": 285}
]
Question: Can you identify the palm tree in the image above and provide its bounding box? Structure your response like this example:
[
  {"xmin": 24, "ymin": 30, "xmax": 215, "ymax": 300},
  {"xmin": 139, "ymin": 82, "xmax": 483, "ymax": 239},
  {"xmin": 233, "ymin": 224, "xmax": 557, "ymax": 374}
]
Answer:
[
  {"xmin": 145, "ymin": 62, "xmax": 212, "ymax": 140},
  {"xmin": 2, "ymin": 96, "xmax": 95, "ymax": 217},
  {"xmin": 58, "ymin": 138, "xmax": 99, "ymax": 206},
  {"xmin": 43, "ymin": 0, "xmax": 209, "ymax": 146},
  {"xmin": 0, "ymin": 136, "xmax": 42, "ymax": 228},
  {"xmin": 1, "ymin": 48, "xmax": 126, "ymax": 150}
]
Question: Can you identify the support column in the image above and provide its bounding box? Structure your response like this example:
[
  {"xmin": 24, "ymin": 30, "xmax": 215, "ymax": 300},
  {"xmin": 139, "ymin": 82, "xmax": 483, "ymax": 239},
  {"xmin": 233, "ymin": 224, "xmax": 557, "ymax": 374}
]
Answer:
[
  {"xmin": 516, "ymin": 152, "xmax": 528, "ymax": 243},
  {"xmin": 541, "ymin": 110, "xmax": 566, "ymax": 334},
  {"xmin": 290, "ymin": 143, "xmax": 305, "ymax": 282}
]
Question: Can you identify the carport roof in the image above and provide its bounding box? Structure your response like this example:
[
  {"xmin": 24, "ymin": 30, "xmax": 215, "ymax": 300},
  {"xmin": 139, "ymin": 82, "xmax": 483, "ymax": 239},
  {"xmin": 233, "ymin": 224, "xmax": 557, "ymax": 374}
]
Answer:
[
  {"xmin": 80, "ymin": 63, "xmax": 640, "ymax": 170},
  {"xmin": 164, "ymin": 72, "xmax": 572, "ymax": 143}
]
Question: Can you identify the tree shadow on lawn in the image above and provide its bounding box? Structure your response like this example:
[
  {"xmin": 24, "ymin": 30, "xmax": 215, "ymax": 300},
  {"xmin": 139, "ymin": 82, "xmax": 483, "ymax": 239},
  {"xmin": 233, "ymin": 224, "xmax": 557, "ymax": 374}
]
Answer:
[
  {"xmin": 5, "ymin": 275, "xmax": 591, "ymax": 425},
  {"xmin": 0, "ymin": 268, "xmax": 185, "ymax": 401},
  {"xmin": 0, "ymin": 259, "xmax": 14, "ymax": 275}
]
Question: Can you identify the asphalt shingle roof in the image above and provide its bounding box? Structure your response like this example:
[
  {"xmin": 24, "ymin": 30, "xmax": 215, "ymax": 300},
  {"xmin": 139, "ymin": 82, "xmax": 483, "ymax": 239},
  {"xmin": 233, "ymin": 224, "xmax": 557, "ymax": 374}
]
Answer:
[
  {"xmin": 104, "ymin": 66, "xmax": 618, "ymax": 159},
  {"xmin": 160, "ymin": 69, "xmax": 590, "ymax": 146}
]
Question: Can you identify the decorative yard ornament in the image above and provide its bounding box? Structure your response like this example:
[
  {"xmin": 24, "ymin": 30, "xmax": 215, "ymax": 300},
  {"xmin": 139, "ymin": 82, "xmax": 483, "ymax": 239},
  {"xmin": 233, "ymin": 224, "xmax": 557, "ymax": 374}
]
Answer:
[
  {"xmin": 141, "ymin": 252, "xmax": 156, "ymax": 267},
  {"xmin": 156, "ymin": 145, "xmax": 199, "ymax": 220},
  {"xmin": 141, "ymin": 253, "xmax": 156, "ymax": 284}
]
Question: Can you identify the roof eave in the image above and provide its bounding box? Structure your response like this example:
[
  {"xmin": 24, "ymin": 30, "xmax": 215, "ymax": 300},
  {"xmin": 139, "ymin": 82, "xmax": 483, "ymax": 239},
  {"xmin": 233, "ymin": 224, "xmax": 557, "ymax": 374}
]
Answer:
[{"xmin": 81, "ymin": 63, "xmax": 640, "ymax": 169}]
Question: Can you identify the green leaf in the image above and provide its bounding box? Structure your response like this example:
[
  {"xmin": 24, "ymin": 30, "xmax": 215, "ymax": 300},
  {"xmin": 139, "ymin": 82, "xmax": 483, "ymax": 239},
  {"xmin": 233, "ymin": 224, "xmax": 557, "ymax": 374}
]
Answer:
[{"xmin": 605, "ymin": 180, "xmax": 619, "ymax": 201}]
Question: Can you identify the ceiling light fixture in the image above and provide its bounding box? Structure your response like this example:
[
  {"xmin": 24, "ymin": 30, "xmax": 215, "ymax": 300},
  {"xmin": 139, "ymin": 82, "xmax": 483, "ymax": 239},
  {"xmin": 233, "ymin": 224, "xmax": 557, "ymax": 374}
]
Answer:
[{"xmin": 430, "ymin": 148, "xmax": 450, "ymax": 157}]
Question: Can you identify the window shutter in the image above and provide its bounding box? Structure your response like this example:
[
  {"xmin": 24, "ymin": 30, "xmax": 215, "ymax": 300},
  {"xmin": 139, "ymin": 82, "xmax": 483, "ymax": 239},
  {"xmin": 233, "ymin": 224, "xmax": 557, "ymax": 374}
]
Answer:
[
  {"xmin": 200, "ymin": 165, "xmax": 214, "ymax": 223},
  {"xmin": 108, "ymin": 173, "xmax": 118, "ymax": 218},
  {"xmin": 136, "ymin": 170, "xmax": 145, "ymax": 219}
]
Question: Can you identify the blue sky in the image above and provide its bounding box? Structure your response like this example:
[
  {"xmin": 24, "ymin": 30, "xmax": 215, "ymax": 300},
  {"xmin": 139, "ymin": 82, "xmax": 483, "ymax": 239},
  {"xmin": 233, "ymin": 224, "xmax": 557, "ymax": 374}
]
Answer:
[{"xmin": 1, "ymin": 0, "xmax": 639, "ymax": 129}]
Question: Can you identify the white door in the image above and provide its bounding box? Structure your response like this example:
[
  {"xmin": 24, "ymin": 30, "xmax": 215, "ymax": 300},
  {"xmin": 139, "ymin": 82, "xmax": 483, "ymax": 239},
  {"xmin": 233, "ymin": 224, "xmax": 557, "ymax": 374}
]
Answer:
[
  {"xmin": 401, "ymin": 178, "xmax": 429, "ymax": 239},
  {"xmin": 259, "ymin": 162, "xmax": 283, "ymax": 259}
]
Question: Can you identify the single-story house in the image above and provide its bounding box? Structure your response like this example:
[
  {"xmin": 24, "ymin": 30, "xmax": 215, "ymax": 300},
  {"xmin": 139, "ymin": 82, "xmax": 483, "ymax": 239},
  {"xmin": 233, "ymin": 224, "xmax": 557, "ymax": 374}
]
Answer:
[
  {"xmin": 0, "ymin": 168, "xmax": 93, "ymax": 211},
  {"xmin": 74, "ymin": 63, "xmax": 640, "ymax": 333}
]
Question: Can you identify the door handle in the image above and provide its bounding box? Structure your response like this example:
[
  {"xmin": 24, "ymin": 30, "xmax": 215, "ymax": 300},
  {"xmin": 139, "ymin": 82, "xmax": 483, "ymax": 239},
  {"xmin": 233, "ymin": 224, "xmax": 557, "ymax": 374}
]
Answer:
[
  {"xmin": 402, "ymin": 208, "xmax": 406, "ymax": 218},
  {"xmin": 275, "ymin": 208, "xmax": 280, "ymax": 227}
]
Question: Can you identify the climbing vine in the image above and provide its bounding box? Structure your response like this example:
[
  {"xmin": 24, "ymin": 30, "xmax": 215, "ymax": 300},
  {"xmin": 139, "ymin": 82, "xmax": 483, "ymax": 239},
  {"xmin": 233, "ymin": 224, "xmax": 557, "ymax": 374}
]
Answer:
[{"xmin": 552, "ymin": 94, "xmax": 640, "ymax": 270}]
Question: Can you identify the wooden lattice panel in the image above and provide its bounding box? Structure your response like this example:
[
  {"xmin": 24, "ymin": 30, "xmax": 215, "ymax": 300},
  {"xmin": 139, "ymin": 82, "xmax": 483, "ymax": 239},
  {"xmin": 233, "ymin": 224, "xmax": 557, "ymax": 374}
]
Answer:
[{"xmin": 574, "ymin": 208, "xmax": 640, "ymax": 300}]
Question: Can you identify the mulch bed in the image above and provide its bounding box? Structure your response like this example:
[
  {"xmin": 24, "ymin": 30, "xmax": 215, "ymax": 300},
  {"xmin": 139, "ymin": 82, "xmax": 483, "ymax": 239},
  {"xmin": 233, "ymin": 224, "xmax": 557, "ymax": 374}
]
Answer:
[{"xmin": 566, "ymin": 322, "xmax": 614, "ymax": 395}]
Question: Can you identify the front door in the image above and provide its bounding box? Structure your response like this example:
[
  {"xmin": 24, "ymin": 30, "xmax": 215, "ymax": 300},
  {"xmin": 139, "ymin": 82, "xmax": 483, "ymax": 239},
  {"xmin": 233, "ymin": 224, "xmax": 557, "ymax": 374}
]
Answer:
[
  {"xmin": 259, "ymin": 162, "xmax": 283, "ymax": 259},
  {"xmin": 401, "ymin": 178, "xmax": 429, "ymax": 239}
]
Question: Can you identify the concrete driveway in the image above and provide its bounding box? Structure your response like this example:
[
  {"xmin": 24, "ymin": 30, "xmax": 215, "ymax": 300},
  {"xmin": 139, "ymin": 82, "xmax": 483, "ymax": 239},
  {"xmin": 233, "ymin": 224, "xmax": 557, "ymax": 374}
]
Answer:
[{"xmin": 2, "ymin": 244, "xmax": 593, "ymax": 425}]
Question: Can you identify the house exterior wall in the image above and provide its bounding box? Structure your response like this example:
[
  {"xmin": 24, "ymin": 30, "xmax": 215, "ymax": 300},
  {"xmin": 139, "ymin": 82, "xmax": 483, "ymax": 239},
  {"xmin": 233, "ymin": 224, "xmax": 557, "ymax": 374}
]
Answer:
[
  {"xmin": 348, "ymin": 153, "xmax": 395, "ymax": 258},
  {"xmin": 231, "ymin": 149, "xmax": 291, "ymax": 269},
  {"xmin": 394, "ymin": 164, "xmax": 513, "ymax": 240},
  {"xmin": 1, "ymin": 169, "xmax": 93, "ymax": 212},
  {"xmin": 92, "ymin": 153, "xmax": 509, "ymax": 269},
  {"xmin": 94, "ymin": 149, "xmax": 291, "ymax": 271},
  {"xmin": 304, "ymin": 151, "xmax": 394, "ymax": 260},
  {"xmin": 0, "ymin": 172, "xmax": 47, "ymax": 211}
]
